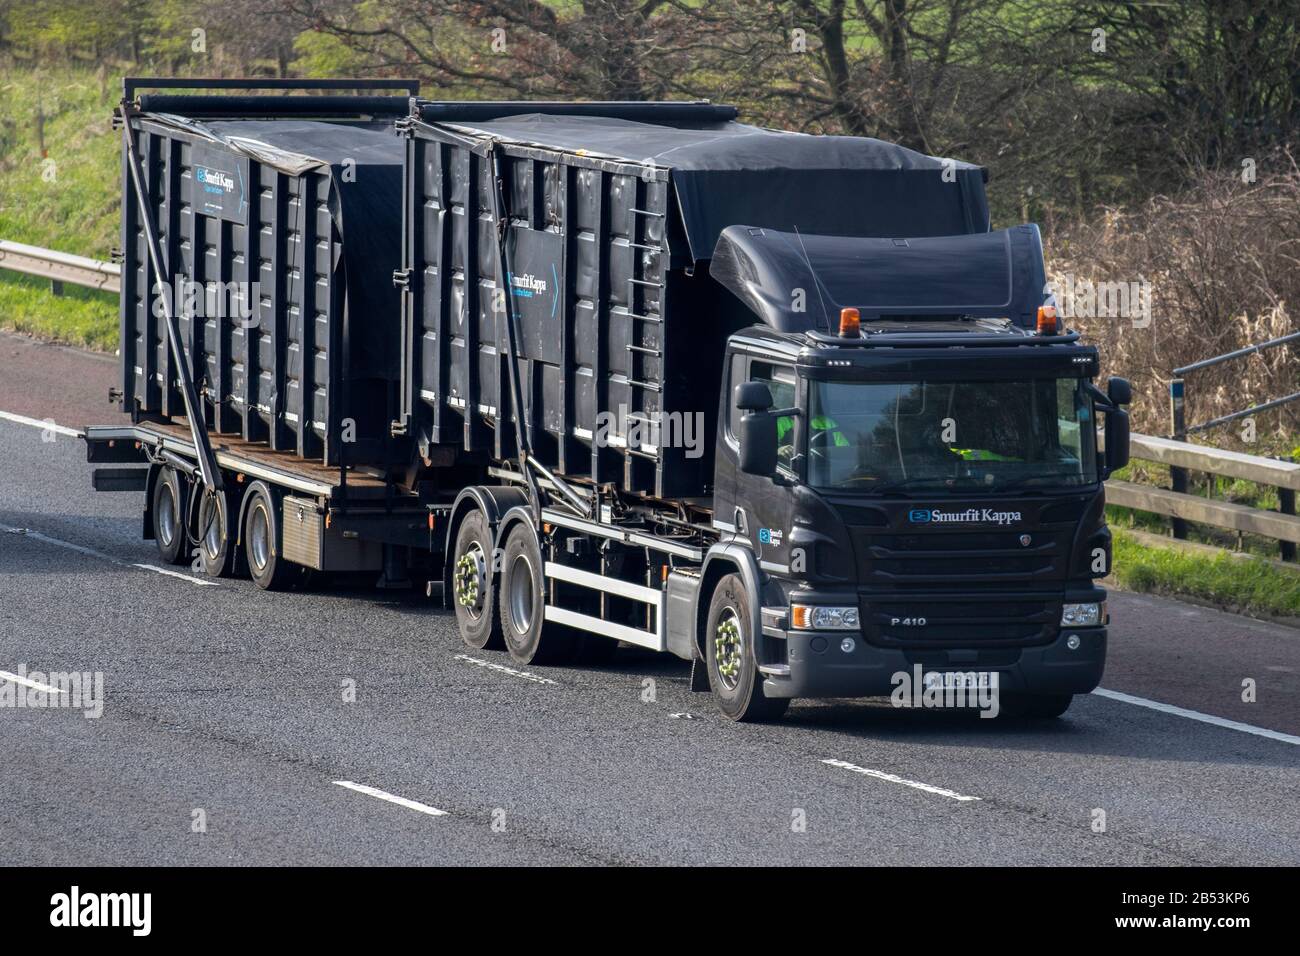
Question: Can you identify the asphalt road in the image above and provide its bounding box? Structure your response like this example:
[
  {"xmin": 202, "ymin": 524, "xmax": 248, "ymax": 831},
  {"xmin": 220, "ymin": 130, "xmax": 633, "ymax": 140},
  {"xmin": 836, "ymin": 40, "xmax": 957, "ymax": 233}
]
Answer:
[{"xmin": 1, "ymin": 331, "xmax": 1298, "ymax": 866}]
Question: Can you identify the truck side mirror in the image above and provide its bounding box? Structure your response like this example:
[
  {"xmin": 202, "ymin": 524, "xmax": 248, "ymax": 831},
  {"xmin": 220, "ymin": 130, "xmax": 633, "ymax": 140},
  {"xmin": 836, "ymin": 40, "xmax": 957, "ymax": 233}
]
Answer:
[
  {"xmin": 739, "ymin": 410, "xmax": 778, "ymax": 477},
  {"xmin": 1107, "ymin": 376, "xmax": 1132, "ymax": 406},
  {"xmin": 1104, "ymin": 407, "xmax": 1130, "ymax": 476},
  {"xmin": 734, "ymin": 381, "xmax": 773, "ymax": 413}
]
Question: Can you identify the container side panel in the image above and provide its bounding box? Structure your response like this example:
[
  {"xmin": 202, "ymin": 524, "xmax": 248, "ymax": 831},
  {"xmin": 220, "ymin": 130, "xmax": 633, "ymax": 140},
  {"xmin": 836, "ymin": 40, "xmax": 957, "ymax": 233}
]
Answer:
[
  {"xmin": 159, "ymin": 136, "xmax": 183, "ymax": 418},
  {"xmin": 404, "ymin": 127, "xmax": 709, "ymax": 499},
  {"xmin": 475, "ymin": 155, "xmax": 505, "ymax": 460}
]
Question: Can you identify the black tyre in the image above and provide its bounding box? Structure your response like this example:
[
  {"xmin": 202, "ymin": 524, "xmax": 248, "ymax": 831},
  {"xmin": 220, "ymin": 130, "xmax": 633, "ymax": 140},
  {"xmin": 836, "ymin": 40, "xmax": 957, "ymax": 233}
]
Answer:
[
  {"xmin": 451, "ymin": 509, "xmax": 503, "ymax": 650},
  {"xmin": 498, "ymin": 523, "xmax": 577, "ymax": 665},
  {"xmin": 1001, "ymin": 692, "xmax": 1073, "ymax": 719},
  {"xmin": 705, "ymin": 573, "xmax": 789, "ymax": 722},
  {"xmin": 151, "ymin": 466, "xmax": 189, "ymax": 565},
  {"xmin": 242, "ymin": 483, "xmax": 297, "ymax": 591},
  {"xmin": 195, "ymin": 486, "xmax": 237, "ymax": 578}
]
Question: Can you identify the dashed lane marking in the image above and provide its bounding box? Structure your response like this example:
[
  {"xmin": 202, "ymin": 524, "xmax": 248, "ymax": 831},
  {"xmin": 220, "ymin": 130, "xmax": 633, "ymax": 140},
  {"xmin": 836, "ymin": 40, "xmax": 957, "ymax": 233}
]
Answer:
[
  {"xmin": 822, "ymin": 758, "xmax": 982, "ymax": 802},
  {"xmin": 454, "ymin": 654, "xmax": 557, "ymax": 685},
  {"xmin": 0, "ymin": 669, "xmax": 65, "ymax": 695},
  {"xmin": 3, "ymin": 526, "xmax": 218, "ymax": 588},
  {"xmin": 333, "ymin": 781, "xmax": 447, "ymax": 817},
  {"xmin": 0, "ymin": 410, "xmax": 82, "ymax": 438}
]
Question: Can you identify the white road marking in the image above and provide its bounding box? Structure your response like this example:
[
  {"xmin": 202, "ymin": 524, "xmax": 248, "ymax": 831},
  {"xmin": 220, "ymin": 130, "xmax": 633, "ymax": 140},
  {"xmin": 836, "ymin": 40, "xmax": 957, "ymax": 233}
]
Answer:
[
  {"xmin": 333, "ymin": 781, "xmax": 447, "ymax": 817},
  {"xmin": 3, "ymin": 526, "xmax": 218, "ymax": 588},
  {"xmin": 0, "ymin": 410, "xmax": 82, "ymax": 438},
  {"xmin": 454, "ymin": 654, "xmax": 557, "ymax": 685},
  {"xmin": 822, "ymin": 758, "xmax": 982, "ymax": 802},
  {"xmin": 1092, "ymin": 687, "xmax": 1300, "ymax": 746},
  {"xmin": 0, "ymin": 669, "xmax": 65, "ymax": 695}
]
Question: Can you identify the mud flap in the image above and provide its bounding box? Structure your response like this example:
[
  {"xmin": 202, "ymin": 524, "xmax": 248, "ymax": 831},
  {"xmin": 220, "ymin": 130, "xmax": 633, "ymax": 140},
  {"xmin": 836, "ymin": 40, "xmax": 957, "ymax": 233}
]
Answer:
[{"xmin": 690, "ymin": 655, "xmax": 711, "ymax": 692}]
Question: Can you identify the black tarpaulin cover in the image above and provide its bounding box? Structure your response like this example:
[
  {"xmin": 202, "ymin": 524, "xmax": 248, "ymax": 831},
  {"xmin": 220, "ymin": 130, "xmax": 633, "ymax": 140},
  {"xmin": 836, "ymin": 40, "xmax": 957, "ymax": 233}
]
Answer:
[
  {"xmin": 442, "ymin": 113, "xmax": 990, "ymax": 263},
  {"xmin": 197, "ymin": 119, "xmax": 405, "ymax": 378},
  {"xmin": 710, "ymin": 224, "xmax": 1050, "ymax": 332}
]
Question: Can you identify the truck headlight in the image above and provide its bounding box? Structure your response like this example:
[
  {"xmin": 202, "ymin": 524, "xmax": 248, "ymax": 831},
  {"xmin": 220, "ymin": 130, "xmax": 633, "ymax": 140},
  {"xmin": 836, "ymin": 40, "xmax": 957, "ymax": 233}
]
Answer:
[
  {"xmin": 1061, "ymin": 602, "xmax": 1104, "ymax": 626},
  {"xmin": 791, "ymin": 604, "xmax": 860, "ymax": 630}
]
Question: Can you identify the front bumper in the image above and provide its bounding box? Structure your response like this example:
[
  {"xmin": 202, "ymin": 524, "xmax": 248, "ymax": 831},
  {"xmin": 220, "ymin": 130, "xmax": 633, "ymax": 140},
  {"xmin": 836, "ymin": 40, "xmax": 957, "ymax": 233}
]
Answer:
[{"xmin": 762, "ymin": 626, "xmax": 1106, "ymax": 699}]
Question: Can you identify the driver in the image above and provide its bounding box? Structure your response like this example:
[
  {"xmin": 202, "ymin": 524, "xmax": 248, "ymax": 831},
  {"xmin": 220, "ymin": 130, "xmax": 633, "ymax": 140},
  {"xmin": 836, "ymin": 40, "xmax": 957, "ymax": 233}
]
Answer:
[{"xmin": 778, "ymin": 413, "xmax": 849, "ymax": 464}]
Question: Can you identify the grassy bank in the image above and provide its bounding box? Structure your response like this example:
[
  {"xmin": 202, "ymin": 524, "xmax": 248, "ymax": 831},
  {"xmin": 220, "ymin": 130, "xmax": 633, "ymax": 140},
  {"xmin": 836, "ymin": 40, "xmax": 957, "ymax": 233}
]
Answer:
[
  {"xmin": 0, "ymin": 67, "xmax": 119, "ymax": 349},
  {"xmin": 0, "ymin": 272, "xmax": 118, "ymax": 350},
  {"xmin": 1111, "ymin": 529, "xmax": 1300, "ymax": 621}
]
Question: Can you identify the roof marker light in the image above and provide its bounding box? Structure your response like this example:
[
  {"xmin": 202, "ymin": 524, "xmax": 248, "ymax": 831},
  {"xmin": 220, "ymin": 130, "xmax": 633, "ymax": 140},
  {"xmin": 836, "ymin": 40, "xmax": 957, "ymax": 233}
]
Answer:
[
  {"xmin": 1036, "ymin": 304, "xmax": 1058, "ymax": 335},
  {"xmin": 839, "ymin": 307, "xmax": 860, "ymax": 338}
]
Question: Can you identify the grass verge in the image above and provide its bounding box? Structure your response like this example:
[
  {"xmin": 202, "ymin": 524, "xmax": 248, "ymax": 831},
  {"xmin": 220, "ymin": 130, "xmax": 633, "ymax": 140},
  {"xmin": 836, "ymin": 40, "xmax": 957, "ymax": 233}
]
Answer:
[
  {"xmin": 1111, "ymin": 528, "xmax": 1300, "ymax": 620},
  {"xmin": 0, "ymin": 66, "xmax": 120, "ymax": 350},
  {"xmin": 0, "ymin": 272, "xmax": 116, "ymax": 350}
]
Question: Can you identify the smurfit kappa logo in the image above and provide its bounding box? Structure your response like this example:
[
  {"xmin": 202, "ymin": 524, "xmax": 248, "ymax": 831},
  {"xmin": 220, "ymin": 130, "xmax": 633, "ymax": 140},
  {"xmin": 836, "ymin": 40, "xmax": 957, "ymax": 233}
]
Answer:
[
  {"xmin": 196, "ymin": 166, "xmax": 235, "ymax": 194},
  {"xmin": 908, "ymin": 508, "xmax": 1023, "ymax": 527}
]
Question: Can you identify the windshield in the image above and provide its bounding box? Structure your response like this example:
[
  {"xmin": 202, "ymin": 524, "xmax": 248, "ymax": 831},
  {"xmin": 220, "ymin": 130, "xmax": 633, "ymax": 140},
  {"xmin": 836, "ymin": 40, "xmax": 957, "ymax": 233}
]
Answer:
[{"xmin": 806, "ymin": 378, "xmax": 1097, "ymax": 493}]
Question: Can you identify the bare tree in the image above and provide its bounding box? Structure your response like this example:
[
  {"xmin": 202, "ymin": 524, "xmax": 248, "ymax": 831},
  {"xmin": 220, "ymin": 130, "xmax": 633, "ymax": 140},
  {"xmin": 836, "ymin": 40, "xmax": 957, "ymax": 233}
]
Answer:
[
  {"xmin": 283, "ymin": 0, "xmax": 716, "ymax": 100},
  {"xmin": 1079, "ymin": 0, "xmax": 1300, "ymax": 169}
]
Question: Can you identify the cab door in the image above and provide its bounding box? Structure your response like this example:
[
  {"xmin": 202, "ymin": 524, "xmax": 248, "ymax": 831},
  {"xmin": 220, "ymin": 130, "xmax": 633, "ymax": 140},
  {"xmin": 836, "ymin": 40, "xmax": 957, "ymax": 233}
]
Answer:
[{"xmin": 729, "ymin": 357, "xmax": 800, "ymax": 575}]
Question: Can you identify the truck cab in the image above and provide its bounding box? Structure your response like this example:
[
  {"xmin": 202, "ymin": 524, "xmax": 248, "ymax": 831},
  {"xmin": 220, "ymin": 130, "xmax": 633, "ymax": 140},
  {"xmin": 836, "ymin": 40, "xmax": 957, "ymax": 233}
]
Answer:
[{"xmin": 699, "ymin": 224, "xmax": 1131, "ymax": 719}]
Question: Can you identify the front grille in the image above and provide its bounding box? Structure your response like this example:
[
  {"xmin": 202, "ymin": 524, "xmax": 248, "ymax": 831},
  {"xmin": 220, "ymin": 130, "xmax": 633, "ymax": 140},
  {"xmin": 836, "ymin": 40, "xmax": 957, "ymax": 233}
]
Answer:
[
  {"xmin": 861, "ymin": 594, "xmax": 1058, "ymax": 648},
  {"xmin": 853, "ymin": 527, "xmax": 1068, "ymax": 588},
  {"xmin": 837, "ymin": 494, "xmax": 1096, "ymax": 649}
]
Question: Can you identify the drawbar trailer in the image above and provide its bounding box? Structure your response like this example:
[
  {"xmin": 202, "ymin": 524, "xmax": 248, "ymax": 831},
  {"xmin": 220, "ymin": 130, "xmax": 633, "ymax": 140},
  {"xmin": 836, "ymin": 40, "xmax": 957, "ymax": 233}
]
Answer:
[{"xmin": 85, "ymin": 81, "xmax": 1131, "ymax": 722}]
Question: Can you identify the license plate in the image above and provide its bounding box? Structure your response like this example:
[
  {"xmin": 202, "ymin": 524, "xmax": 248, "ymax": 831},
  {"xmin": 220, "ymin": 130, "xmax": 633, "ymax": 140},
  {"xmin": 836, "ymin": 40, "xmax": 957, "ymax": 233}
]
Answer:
[{"xmin": 923, "ymin": 671, "xmax": 994, "ymax": 690}]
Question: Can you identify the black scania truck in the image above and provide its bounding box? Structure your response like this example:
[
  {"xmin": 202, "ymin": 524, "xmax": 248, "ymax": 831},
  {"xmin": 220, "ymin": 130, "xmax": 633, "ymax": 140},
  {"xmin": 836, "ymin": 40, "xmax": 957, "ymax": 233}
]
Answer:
[{"xmin": 85, "ymin": 79, "xmax": 1131, "ymax": 722}]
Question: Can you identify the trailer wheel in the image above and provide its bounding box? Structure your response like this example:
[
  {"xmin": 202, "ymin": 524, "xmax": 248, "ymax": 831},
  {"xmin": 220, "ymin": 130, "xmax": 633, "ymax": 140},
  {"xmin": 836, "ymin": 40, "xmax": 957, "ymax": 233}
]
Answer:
[
  {"xmin": 705, "ymin": 574, "xmax": 789, "ymax": 722},
  {"xmin": 452, "ymin": 510, "xmax": 503, "ymax": 649},
  {"xmin": 195, "ymin": 487, "xmax": 237, "ymax": 578},
  {"xmin": 151, "ymin": 466, "xmax": 189, "ymax": 565},
  {"xmin": 242, "ymin": 483, "xmax": 295, "ymax": 591},
  {"xmin": 498, "ymin": 523, "xmax": 577, "ymax": 665}
]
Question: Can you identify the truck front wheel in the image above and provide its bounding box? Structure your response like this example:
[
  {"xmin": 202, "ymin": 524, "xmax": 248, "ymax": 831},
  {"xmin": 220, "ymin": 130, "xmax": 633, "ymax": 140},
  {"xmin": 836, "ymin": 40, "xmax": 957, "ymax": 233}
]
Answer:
[
  {"xmin": 452, "ymin": 510, "xmax": 503, "ymax": 650},
  {"xmin": 705, "ymin": 574, "xmax": 789, "ymax": 722}
]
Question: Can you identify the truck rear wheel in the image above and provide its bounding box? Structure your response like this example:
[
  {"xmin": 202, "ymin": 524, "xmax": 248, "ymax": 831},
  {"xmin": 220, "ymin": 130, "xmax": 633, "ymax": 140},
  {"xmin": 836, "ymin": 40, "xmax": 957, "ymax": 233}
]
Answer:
[
  {"xmin": 705, "ymin": 574, "xmax": 789, "ymax": 722},
  {"xmin": 195, "ymin": 486, "xmax": 237, "ymax": 578},
  {"xmin": 452, "ymin": 510, "xmax": 503, "ymax": 650},
  {"xmin": 242, "ymin": 483, "xmax": 296, "ymax": 591},
  {"xmin": 498, "ymin": 522, "xmax": 577, "ymax": 665},
  {"xmin": 151, "ymin": 466, "xmax": 189, "ymax": 565}
]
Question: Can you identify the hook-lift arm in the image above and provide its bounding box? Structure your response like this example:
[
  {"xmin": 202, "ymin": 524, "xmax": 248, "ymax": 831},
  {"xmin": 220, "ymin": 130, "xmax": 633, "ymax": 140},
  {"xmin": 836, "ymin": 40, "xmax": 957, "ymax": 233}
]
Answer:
[
  {"xmin": 119, "ymin": 100, "xmax": 223, "ymax": 494},
  {"xmin": 486, "ymin": 142, "xmax": 587, "ymax": 517}
]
